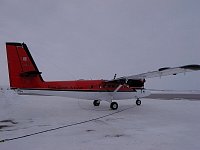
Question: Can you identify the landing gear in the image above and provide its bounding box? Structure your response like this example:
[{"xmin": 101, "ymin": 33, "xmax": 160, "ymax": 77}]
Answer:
[
  {"xmin": 93, "ymin": 100, "xmax": 100, "ymax": 106},
  {"xmin": 136, "ymin": 98, "xmax": 141, "ymax": 106},
  {"xmin": 110, "ymin": 102, "xmax": 118, "ymax": 110},
  {"xmin": 93, "ymin": 100, "xmax": 118, "ymax": 110}
]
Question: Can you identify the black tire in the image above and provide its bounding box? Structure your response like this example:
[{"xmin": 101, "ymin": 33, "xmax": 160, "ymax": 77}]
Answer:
[
  {"xmin": 93, "ymin": 100, "xmax": 100, "ymax": 106},
  {"xmin": 136, "ymin": 99, "xmax": 141, "ymax": 106},
  {"xmin": 110, "ymin": 102, "xmax": 118, "ymax": 110}
]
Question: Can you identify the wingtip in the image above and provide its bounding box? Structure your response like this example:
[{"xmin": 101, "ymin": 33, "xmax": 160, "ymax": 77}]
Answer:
[{"xmin": 180, "ymin": 64, "xmax": 200, "ymax": 70}]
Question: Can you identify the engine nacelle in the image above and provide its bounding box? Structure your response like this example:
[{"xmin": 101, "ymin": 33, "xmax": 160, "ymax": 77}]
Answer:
[{"xmin": 127, "ymin": 79, "xmax": 145, "ymax": 88}]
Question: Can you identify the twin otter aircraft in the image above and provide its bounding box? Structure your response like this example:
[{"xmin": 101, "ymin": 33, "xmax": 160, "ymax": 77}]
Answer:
[{"xmin": 6, "ymin": 42, "xmax": 200, "ymax": 110}]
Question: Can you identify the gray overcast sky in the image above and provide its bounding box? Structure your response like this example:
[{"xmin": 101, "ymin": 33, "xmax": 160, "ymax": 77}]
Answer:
[{"xmin": 0, "ymin": 0, "xmax": 200, "ymax": 90}]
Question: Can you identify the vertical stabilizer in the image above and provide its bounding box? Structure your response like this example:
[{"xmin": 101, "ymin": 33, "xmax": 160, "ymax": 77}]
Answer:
[{"xmin": 6, "ymin": 42, "xmax": 43, "ymax": 89}]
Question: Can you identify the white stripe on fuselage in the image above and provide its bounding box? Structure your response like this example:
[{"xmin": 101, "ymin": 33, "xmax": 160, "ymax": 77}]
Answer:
[{"xmin": 16, "ymin": 89, "xmax": 151, "ymax": 102}]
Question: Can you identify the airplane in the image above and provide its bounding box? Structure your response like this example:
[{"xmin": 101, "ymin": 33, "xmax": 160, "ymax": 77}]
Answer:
[{"xmin": 5, "ymin": 42, "xmax": 200, "ymax": 110}]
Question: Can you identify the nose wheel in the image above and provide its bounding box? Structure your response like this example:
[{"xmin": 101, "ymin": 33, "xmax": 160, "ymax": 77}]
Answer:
[{"xmin": 136, "ymin": 98, "xmax": 141, "ymax": 106}]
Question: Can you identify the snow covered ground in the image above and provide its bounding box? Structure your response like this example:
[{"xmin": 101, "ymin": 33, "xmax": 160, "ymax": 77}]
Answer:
[{"xmin": 0, "ymin": 89, "xmax": 200, "ymax": 150}]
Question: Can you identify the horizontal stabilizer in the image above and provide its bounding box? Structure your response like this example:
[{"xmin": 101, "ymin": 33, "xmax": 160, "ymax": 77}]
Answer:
[{"xmin": 20, "ymin": 71, "xmax": 42, "ymax": 77}]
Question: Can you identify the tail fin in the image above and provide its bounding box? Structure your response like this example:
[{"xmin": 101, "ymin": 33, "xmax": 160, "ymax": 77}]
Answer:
[{"xmin": 6, "ymin": 42, "xmax": 44, "ymax": 89}]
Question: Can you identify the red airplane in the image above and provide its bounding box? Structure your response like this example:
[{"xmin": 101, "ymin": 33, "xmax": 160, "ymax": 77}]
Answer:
[{"xmin": 6, "ymin": 42, "xmax": 200, "ymax": 110}]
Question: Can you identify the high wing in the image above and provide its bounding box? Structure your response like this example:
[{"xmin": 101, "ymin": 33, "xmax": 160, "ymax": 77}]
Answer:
[{"xmin": 112, "ymin": 64, "xmax": 200, "ymax": 82}]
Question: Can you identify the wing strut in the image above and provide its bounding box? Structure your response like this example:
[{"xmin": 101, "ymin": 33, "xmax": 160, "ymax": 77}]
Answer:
[{"xmin": 114, "ymin": 85, "xmax": 123, "ymax": 92}]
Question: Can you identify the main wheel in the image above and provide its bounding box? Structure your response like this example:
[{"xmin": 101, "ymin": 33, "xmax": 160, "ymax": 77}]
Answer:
[
  {"xmin": 110, "ymin": 102, "xmax": 118, "ymax": 110},
  {"xmin": 93, "ymin": 100, "xmax": 100, "ymax": 106},
  {"xmin": 136, "ymin": 99, "xmax": 141, "ymax": 106}
]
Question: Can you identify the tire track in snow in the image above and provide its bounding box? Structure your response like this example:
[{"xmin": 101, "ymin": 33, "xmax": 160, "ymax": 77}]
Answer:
[{"xmin": 0, "ymin": 106, "xmax": 135, "ymax": 143}]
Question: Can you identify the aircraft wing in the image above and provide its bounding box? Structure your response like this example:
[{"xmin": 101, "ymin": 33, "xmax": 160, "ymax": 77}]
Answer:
[{"xmin": 112, "ymin": 64, "xmax": 200, "ymax": 82}]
